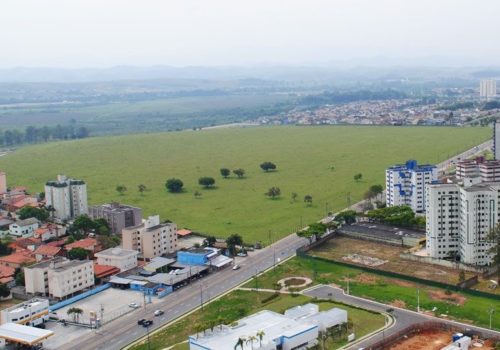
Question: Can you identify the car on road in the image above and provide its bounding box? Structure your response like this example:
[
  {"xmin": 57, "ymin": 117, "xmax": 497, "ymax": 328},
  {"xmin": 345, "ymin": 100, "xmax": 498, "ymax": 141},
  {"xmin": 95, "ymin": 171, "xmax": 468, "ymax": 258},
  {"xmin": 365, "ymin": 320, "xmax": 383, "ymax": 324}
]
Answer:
[
  {"xmin": 128, "ymin": 302, "xmax": 140, "ymax": 309},
  {"xmin": 237, "ymin": 252, "xmax": 247, "ymax": 257},
  {"xmin": 137, "ymin": 319, "xmax": 146, "ymax": 325},
  {"xmin": 232, "ymin": 264, "xmax": 240, "ymax": 270},
  {"xmin": 153, "ymin": 310, "xmax": 164, "ymax": 316},
  {"xmin": 142, "ymin": 320, "xmax": 153, "ymax": 327}
]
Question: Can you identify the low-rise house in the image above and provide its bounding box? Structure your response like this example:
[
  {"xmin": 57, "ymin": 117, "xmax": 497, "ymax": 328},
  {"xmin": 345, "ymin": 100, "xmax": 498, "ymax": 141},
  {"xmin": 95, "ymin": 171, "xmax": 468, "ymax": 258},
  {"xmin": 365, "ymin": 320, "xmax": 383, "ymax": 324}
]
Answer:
[
  {"xmin": 0, "ymin": 251, "xmax": 36, "ymax": 269},
  {"xmin": 0, "ymin": 298, "xmax": 50, "ymax": 326},
  {"xmin": 9, "ymin": 218, "xmax": 40, "ymax": 238},
  {"xmin": 93, "ymin": 264, "xmax": 120, "ymax": 279},
  {"xmin": 64, "ymin": 238, "xmax": 99, "ymax": 254},
  {"xmin": 33, "ymin": 245, "xmax": 63, "ymax": 262},
  {"xmin": 8, "ymin": 237, "xmax": 41, "ymax": 253},
  {"xmin": 34, "ymin": 224, "xmax": 66, "ymax": 242},
  {"xmin": 24, "ymin": 257, "xmax": 94, "ymax": 299},
  {"xmin": 0, "ymin": 265, "xmax": 16, "ymax": 284},
  {"xmin": 94, "ymin": 248, "xmax": 138, "ymax": 272}
]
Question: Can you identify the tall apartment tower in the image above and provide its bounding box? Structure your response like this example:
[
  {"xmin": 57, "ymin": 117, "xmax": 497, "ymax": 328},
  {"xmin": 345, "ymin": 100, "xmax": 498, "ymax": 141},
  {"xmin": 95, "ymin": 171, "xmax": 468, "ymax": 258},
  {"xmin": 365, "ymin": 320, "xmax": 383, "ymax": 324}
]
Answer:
[
  {"xmin": 426, "ymin": 178, "xmax": 497, "ymax": 266},
  {"xmin": 122, "ymin": 215, "xmax": 177, "ymax": 260},
  {"xmin": 88, "ymin": 202, "xmax": 142, "ymax": 234},
  {"xmin": 0, "ymin": 171, "xmax": 6, "ymax": 194},
  {"xmin": 45, "ymin": 175, "xmax": 88, "ymax": 221},
  {"xmin": 480, "ymin": 79, "xmax": 497, "ymax": 100},
  {"xmin": 386, "ymin": 160, "xmax": 437, "ymax": 213}
]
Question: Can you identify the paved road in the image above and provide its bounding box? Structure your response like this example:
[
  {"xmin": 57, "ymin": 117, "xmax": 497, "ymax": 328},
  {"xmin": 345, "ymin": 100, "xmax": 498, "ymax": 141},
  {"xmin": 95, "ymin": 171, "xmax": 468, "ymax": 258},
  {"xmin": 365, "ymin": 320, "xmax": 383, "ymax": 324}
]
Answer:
[
  {"xmin": 304, "ymin": 285, "xmax": 500, "ymax": 350},
  {"xmin": 56, "ymin": 234, "xmax": 308, "ymax": 350}
]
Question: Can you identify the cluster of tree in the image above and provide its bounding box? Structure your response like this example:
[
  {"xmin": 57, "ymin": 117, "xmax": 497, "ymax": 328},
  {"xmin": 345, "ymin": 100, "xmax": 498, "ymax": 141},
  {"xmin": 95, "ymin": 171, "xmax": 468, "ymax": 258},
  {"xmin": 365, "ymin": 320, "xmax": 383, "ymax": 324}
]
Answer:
[
  {"xmin": 364, "ymin": 185, "xmax": 383, "ymax": 201},
  {"xmin": 297, "ymin": 222, "xmax": 329, "ymax": 243},
  {"xmin": 17, "ymin": 207, "xmax": 50, "ymax": 221},
  {"xmin": 114, "ymin": 184, "xmax": 148, "ymax": 196},
  {"xmin": 219, "ymin": 168, "xmax": 245, "ymax": 179},
  {"xmin": 233, "ymin": 330, "xmax": 266, "ymax": 350},
  {"xmin": 437, "ymin": 101, "xmax": 475, "ymax": 111},
  {"xmin": 68, "ymin": 247, "xmax": 90, "ymax": 260},
  {"xmin": 299, "ymin": 89, "xmax": 407, "ymax": 107},
  {"xmin": 198, "ymin": 177, "xmax": 215, "ymax": 188},
  {"xmin": 65, "ymin": 215, "xmax": 120, "ymax": 249},
  {"xmin": 225, "ymin": 233, "xmax": 243, "ymax": 256},
  {"xmin": 481, "ymin": 100, "xmax": 500, "ymax": 111},
  {"xmin": 0, "ymin": 124, "xmax": 90, "ymax": 147},
  {"xmin": 260, "ymin": 162, "xmax": 277, "ymax": 172},
  {"xmin": 365, "ymin": 205, "xmax": 425, "ymax": 228},
  {"xmin": 334, "ymin": 210, "xmax": 357, "ymax": 224},
  {"xmin": 0, "ymin": 240, "xmax": 12, "ymax": 257}
]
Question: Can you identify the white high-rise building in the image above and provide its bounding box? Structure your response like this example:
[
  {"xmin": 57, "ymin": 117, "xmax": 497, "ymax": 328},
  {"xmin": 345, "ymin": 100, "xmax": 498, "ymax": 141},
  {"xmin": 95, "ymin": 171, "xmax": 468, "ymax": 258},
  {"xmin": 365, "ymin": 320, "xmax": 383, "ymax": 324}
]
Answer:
[
  {"xmin": 45, "ymin": 175, "xmax": 88, "ymax": 221},
  {"xmin": 426, "ymin": 178, "xmax": 497, "ymax": 266},
  {"xmin": 480, "ymin": 79, "xmax": 497, "ymax": 100},
  {"xmin": 386, "ymin": 160, "xmax": 437, "ymax": 213}
]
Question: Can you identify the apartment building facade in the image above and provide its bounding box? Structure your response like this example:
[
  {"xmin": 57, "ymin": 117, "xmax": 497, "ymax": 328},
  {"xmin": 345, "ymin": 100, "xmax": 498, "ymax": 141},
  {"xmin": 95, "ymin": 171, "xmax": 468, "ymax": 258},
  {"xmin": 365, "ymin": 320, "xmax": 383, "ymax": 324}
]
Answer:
[
  {"xmin": 95, "ymin": 247, "xmax": 138, "ymax": 271},
  {"xmin": 426, "ymin": 179, "xmax": 497, "ymax": 266},
  {"xmin": 45, "ymin": 175, "xmax": 88, "ymax": 221},
  {"xmin": 88, "ymin": 202, "xmax": 142, "ymax": 234},
  {"xmin": 24, "ymin": 258, "xmax": 94, "ymax": 299},
  {"xmin": 480, "ymin": 79, "xmax": 497, "ymax": 100},
  {"xmin": 122, "ymin": 215, "xmax": 177, "ymax": 260},
  {"xmin": 386, "ymin": 160, "xmax": 437, "ymax": 213}
]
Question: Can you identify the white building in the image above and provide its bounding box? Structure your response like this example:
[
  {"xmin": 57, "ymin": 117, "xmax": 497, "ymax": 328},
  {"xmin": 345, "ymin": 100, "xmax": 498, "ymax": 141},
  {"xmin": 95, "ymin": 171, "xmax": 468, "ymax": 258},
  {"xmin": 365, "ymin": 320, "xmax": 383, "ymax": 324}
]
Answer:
[
  {"xmin": 386, "ymin": 160, "xmax": 437, "ymax": 213},
  {"xmin": 122, "ymin": 215, "xmax": 177, "ymax": 260},
  {"xmin": 0, "ymin": 298, "xmax": 49, "ymax": 326},
  {"xmin": 426, "ymin": 178, "xmax": 498, "ymax": 266},
  {"xmin": 9, "ymin": 218, "xmax": 39, "ymax": 237},
  {"xmin": 45, "ymin": 175, "xmax": 88, "ymax": 221},
  {"xmin": 24, "ymin": 257, "xmax": 94, "ymax": 299},
  {"xmin": 189, "ymin": 304, "xmax": 347, "ymax": 350},
  {"xmin": 95, "ymin": 247, "xmax": 138, "ymax": 271},
  {"xmin": 480, "ymin": 79, "xmax": 497, "ymax": 100}
]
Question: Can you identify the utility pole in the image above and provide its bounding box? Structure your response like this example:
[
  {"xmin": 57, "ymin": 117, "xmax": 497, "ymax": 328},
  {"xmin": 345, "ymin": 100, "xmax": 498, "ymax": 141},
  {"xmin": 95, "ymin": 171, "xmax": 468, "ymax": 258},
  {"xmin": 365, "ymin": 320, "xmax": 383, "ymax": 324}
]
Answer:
[
  {"xmin": 325, "ymin": 202, "xmax": 329, "ymax": 217},
  {"xmin": 417, "ymin": 288, "xmax": 420, "ymax": 313},
  {"xmin": 347, "ymin": 192, "xmax": 351, "ymax": 208},
  {"xmin": 347, "ymin": 278, "xmax": 350, "ymax": 295},
  {"xmin": 273, "ymin": 247, "xmax": 276, "ymax": 271},
  {"xmin": 100, "ymin": 304, "xmax": 104, "ymax": 330},
  {"xmin": 255, "ymin": 269, "xmax": 259, "ymax": 290},
  {"xmin": 200, "ymin": 284, "xmax": 204, "ymax": 312},
  {"xmin": 488, "ymin": 307, "xmax": 495, "ymax": 329},
  {"xmin": 146, "ymin": 323, "xmax": 151, "ymax": 350}
]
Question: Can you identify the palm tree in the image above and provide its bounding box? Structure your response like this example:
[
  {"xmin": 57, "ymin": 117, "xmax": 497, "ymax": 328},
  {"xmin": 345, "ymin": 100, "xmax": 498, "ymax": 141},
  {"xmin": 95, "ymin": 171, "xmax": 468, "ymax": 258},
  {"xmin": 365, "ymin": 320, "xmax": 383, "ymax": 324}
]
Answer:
[
  {"xmin": 67, "ymin": 307, "xmax": 83, "ymax": 322},
  {"xmin": 256, "ymin": 330, "xmax": 265, "ymax": 348},
  {"xmin": 247, "ymin": 335, "xmax": 257, "ymax": 349},
  {"xmin": 234, "ymin": 336, "xmax": 245, "ymax": 350}
]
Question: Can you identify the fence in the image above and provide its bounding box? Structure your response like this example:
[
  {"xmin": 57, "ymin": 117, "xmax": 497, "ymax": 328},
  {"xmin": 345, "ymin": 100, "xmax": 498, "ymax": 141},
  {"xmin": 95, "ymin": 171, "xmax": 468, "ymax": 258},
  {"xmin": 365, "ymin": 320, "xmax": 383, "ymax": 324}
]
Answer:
[
  {"xmin": 399, "ymin": 253, "xmax": 485, "ymax": 273},
  {"xmin": 49, "ymin": 283, "xmax": 111, "ymax": 311},
  {"xmin": 297, "ymin": 251, "xmax": 500, "ymax": 301}
]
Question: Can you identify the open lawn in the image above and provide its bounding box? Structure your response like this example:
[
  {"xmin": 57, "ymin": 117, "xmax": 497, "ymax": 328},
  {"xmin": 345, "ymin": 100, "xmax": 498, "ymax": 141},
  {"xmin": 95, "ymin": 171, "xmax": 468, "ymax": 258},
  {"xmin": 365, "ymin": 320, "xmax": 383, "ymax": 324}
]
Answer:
[
  {"xmin": 0, "ymin": 126, "xmax": 490, "ymax": 243},
  {"xmin": 244, "ymin": 256, "xmax": 500, "ymax": 330},
  {"xmin": 130, "ymin": 290, "xmax": 384, "ymax": 350}
]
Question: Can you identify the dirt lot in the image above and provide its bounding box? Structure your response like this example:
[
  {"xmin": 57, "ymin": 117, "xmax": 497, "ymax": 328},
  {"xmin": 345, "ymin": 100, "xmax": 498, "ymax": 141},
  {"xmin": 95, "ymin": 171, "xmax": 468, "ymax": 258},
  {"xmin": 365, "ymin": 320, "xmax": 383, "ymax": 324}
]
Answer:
[
  {"xmin": 311, "ymin": 236, "xmax": 473, "ymax": 285},
  {"xmin": 388, "ymin": 329, "xmax": 496, "ymax": 350}
]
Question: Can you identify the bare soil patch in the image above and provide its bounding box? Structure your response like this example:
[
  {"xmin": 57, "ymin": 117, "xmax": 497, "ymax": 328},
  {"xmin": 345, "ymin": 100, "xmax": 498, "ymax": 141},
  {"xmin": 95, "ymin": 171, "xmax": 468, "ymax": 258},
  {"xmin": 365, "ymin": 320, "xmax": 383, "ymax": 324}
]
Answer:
[
  {"xmin": 390, "ymin": 299, "xmax": 406, "ymax": 308},
  {"xmin": 428, "ymin": 290, "xmax": 467, "ymax": 305},
  {"xmin": 391, "ymin": 279, "xmax": 416, "ymax": 288},
  {"xmin": 389, "ymin": 329, "xmax": 496, "ymax": 350},
  {"xmin": 355, "ymin": 273, "xmax": 378, "ymax": 285}
]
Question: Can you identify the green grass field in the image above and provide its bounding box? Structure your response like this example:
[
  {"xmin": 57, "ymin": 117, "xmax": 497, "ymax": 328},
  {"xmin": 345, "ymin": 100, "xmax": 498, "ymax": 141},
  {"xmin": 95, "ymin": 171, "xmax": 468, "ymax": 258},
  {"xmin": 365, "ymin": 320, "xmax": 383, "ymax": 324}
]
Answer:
[
  {"xmin": 244, "ymin": 256, "xmax": 500, "ymax": 330},
  {"xmin": 0, "ymin": 125, "xmax": 490, "ymax": 243},
  {"xmin": 130, "ymin": 290, "xmax": 384, "ymax": 350}
]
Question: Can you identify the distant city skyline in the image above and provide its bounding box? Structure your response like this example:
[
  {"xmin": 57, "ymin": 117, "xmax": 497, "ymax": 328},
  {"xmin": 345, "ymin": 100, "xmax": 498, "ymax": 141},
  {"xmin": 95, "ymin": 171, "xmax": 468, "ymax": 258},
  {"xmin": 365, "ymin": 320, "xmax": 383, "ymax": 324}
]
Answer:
[{"xmin": 1, "ymin": 0, "xmax": 500, "ymax": 69}]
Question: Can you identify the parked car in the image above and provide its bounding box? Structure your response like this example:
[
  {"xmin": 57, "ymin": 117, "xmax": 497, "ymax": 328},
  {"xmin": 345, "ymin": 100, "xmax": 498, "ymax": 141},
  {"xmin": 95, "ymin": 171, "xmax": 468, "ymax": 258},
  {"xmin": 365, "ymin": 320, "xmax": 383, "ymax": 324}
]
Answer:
[
  {"xmin": 153, "ymin": 310, "xmax": 164, "ymax": 316},
  {"xmin": 237, "ymin": 252, "xmax": 247, "ymax": 257},
  {"xmin": 232, "ymin": 264, "xmax": 240, "ymax": 270},
  {"xmin": 128, "ymin": 302, "xmax": 140, "ymax": 309},
  {"xmin": 137, "ymin": 319, "xmax": 146, "ymax": 325}
]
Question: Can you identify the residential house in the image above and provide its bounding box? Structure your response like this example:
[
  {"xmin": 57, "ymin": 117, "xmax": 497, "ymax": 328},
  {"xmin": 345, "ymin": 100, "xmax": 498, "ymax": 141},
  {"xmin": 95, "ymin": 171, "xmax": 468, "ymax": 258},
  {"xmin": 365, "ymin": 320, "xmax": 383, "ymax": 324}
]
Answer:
[{"xmin": 9, "ymin": 218, "xmax": 40, "ymax": 238}]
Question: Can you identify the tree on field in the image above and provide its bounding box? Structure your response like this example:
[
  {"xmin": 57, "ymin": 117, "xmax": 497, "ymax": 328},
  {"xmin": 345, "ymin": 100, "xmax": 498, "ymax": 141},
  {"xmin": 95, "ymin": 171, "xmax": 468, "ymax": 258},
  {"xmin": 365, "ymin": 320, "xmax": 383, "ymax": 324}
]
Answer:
[
  {"xmin": 0, "ymin": 283, "xmax": 10, "ymax": 298},
  {"xmin": 369, "ymin": 184, "xmax": 384, "ymax": 200},
  {"xmin": 291, "ymin": 192, "xmax": 298, "ymax": 202},
  {"xmin": 488, "ymin": 223, "xmax": 500, "ymax": 283},
  {"xmin": 226, "ymin": 234, "xmax": 243, "ymax": 256},
  {"xmin": 138, "ymin": 184, "xmax": 147, "ymax": 195},
  {"xmin": 354, "ymin": 173, "xmax": 363, "ymax": 182},
  {"xmin": 165, "ymin": 178, "xmax": 184, "ymax": 193},
  {"xmin": 265, "ymin": 187, "xmax": 281, "ymax": 199},
  {"xmin": 116, "ymin": 185, "xmax": 127, "ymax": 196},
  {"xmin": 194, "ymin": 190, "xmax": 202, "ymax": 199},
  {"xmin": 260, "ymin": 161, "xmax": 277, "ymax": 172},
  {"xmin": 67, "ymin": 307, "xmax": 83, "ymax": 322},
  {"xmin": 233, "ymin": 168, "xmax": 245, "ymax": 178},
  {"xmin": 220, "ymin": 168, "xmax": 231, "ymax": 178},
  {"xmin": 304, "ymin": 194, "xmax": 313, "ymax": 205},
  {"xmin": 68, "ymin": 247, "xmax": 89, "ymax": 260},
  {"xmin": 198, "ymin": 177, "xmax": 216, "ymax": 188},
  {"xmin": 18, "ymin": 207, "xmax": 49, "ymax": 221},
  {"xmin": 297, "ymin": 223, "xmax": 327, "ymax": 244}
]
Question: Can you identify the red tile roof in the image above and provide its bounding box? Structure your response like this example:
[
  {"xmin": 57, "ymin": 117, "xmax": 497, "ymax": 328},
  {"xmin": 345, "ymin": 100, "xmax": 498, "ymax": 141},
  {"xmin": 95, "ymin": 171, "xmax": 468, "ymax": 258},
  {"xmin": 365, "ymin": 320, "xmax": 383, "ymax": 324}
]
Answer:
[
  {"xmin": 177, "ymin": 229, "xmax": 192, "ymax": 236},
  {"xmin": 0, "ymin": 252, "xmax": 36, "ymax": 266},
  {"xmin": 33, "ymin": 245, "xmax": 61, "ymax": 257},
  {"xmin": 46, "ymin": 240, "xmax": 66, "ymax": 247},
  {"xmin": 94, "ymin": 264, "xmax": 120, "ymax": 278},
  {"xmin": 65, "ymin": 238, "xmax": 97, "ymax": 251},
  {"xmin": 0, "ymin": 264, "xmax": 15, "ymax": 278},
  {"xmin": 9, "ymin": 237, "xmax": 41, "ymax": 251}
]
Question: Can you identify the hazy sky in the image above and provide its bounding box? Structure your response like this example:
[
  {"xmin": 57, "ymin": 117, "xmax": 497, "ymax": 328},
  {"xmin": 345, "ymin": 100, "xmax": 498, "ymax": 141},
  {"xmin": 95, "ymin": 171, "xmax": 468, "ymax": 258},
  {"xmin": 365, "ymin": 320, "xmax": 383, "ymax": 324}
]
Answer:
[{"xmin": 1, "ymin": 0, "xmax": 499, "ymax": 68}]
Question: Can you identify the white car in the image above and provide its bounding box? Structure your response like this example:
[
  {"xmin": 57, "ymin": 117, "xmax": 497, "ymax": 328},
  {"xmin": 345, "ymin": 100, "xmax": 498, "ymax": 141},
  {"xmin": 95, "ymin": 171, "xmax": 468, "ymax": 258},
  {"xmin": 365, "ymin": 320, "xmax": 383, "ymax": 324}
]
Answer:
[
  {"xmin": 154, "ymin": 310, "xmax": 164, "ymax": 316},
  {"xmin": 232, "ymin": 264, "xmax": 240, "ymax": 270},
  {"xmin": 128, "ymin": 302, "xmax": 140, "ymax": 309}
]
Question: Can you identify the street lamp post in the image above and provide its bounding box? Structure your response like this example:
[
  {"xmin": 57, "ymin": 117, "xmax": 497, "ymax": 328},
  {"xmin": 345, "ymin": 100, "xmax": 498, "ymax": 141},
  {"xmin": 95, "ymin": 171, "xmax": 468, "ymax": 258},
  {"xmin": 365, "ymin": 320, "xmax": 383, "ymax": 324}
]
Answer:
[
  {"xmin": 200, "ymin": 284, "xmax": 204, "ymax": 312},
  {"xmin": 488, "ymin": 307, "xmax": 495, "ymax": 329},
  {"xmin": 146, "ymin": 323, "xmax": 151, "ymax": 350},
  {"xmin": 417, "ymin": 288, "xmax": 420, "ymax": 313}
]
